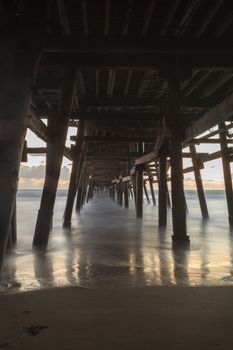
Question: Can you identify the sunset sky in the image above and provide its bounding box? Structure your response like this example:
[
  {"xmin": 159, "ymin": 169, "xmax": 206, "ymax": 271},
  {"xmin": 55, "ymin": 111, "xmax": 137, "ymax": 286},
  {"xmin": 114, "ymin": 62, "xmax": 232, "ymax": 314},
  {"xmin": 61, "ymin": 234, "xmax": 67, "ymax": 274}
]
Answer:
[{"xmin": 18, "ymin": 126, "xmax": 230, "ymax": 190}]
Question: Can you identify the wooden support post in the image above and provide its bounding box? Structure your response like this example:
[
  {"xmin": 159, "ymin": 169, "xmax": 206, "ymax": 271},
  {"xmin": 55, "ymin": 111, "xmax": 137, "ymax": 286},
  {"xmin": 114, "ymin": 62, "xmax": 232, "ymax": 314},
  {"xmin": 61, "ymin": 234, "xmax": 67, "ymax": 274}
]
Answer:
[
  {"xmin": 189, "ymin": 144, "xmax": 209, "ymax": 218},
  {"xmin": 143, "ymin": 180, "xmax": 150, "ymax": 204},
  {"xmin": 149, "ymin": 176, "xmax": 156, "ymax": 205},
  {"xmin": 170, "ymin": 128, "xmax": 189, "ymax": 242},
  {"xmin": 75, "ymin": 162, "xmax": 87, "ymax": 212},
  {"xmin": 129, "ymin": 185, "xmax": 134, "ymax": 199},
  {"xmin": 0, "ymin": 53, "xmax": 39, "ymax": 271},
  {"xmin": 33, "ymin": 66, "xmax": 76, "ymax": 246},
  {"xmin": 158, "ymin": 149, "xmax": 167, "ymax": 227},
  {"xmin": 136, "ymin": 165, "xmax": 143, "ymax": 218},
  {"xmin": 86, "ymin": 178, "xmax": 94, "ymax": 203},
  {"xmin": 166, "ymin": 183, "xmax": 171, "ymax": 207},
  {"xmin": 219, "ymin": 122, "xmax": 233, "ymax": 224},
  {"xmin": 11, "ymin": 200, "xmax": 17, "ymax": 243},
  {"xmin": 63, "ymin": 120, "xmax": 85, "ymax": 227},
  {"xmin": 124, "ymin": 183, "xmax": 129, "ymax": 208},
  {"xmin": 166, "ymin": 69, "xmax": 189, "ymax": 243},
  {"xmin": 76, "ymin": 185, "xmax": 83, "ymax": 212},
  {"xmin": 118, "ymin": 180, "xmax": 123, "ymax": 206}
]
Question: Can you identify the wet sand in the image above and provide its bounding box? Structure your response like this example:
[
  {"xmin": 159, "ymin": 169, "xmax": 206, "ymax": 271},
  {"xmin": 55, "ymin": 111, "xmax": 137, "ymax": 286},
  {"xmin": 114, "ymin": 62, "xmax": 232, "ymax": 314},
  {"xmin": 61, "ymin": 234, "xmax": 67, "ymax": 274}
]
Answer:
[{"xmin": 0, "ymin": 286, "xmax": 233, "ymax": 349}]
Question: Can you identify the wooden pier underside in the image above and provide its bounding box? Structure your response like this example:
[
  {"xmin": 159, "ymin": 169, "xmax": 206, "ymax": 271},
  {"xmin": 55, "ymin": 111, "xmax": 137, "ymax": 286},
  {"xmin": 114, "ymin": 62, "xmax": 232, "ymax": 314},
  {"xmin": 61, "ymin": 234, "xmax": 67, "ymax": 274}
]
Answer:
[{"xmin": 2, "ymin": 0, "xmax": 233, "ymax": 268}]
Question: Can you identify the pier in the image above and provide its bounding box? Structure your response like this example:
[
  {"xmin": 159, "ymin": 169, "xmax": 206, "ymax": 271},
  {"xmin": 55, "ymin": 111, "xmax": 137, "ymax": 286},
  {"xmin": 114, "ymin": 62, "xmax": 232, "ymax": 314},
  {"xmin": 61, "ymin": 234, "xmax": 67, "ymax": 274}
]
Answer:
[{"xmin": 1, "ymin": 0, "xmax": 233, "ymax": 270}]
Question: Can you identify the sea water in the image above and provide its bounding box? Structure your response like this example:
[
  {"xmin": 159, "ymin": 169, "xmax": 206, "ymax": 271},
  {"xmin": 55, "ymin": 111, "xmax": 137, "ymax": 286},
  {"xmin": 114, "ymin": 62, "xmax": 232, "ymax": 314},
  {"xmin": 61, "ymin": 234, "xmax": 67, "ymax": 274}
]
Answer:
[{"xmin": 1, "ymin": 190, "xmax": 233, "ymax": 292}]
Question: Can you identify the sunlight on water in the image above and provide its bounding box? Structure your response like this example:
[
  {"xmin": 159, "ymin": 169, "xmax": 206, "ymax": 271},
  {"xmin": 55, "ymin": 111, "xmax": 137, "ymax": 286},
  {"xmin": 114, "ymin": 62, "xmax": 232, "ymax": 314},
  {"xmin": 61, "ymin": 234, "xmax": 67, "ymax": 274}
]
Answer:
[{"xmin": 1, "ymin": 190, "xmax": 233, "ymax": 293}]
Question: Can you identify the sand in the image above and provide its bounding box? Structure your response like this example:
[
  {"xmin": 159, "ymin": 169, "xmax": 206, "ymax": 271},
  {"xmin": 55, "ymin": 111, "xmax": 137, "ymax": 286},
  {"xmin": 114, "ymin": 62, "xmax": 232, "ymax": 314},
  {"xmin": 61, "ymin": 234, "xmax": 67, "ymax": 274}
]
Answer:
[{"xmin": 0, "ymin": 286, "xmax": 233, "ymax": 349}]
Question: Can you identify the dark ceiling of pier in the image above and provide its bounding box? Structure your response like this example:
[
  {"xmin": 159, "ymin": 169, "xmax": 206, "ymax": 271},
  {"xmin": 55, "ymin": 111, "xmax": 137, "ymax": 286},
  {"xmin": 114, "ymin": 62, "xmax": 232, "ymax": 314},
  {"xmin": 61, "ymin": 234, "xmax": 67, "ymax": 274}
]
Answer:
[{"xmin": 2, "ymin": 0, "xmax": 233, "ymax": 183}]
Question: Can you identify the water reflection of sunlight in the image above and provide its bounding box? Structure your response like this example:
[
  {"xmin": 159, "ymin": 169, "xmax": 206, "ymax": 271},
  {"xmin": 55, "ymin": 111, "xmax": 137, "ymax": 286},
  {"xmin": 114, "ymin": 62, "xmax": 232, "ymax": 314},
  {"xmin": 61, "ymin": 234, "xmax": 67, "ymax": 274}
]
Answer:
[{"xmin": 2, "ymin": 194, "xmax": 233, "ymax": 292}]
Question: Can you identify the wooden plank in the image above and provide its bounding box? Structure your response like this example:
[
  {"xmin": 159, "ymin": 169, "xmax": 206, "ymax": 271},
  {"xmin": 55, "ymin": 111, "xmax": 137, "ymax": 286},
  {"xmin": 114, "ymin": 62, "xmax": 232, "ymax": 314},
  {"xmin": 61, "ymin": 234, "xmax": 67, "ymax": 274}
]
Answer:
[
  {"xmin": 44, "ymin": 36, "xmax": 233, "ymax": 54},
  {"xmin": 75, "ymin": 135, "xmax": 156, "ymax": 142},
  {"xmin": 184, "ymin": 91, "xmax": 233, "ymax": 141},
  {"xmin": 57, "ymin": 0, "xmax": 71, "ymax": 35},
  {"xmin": 26, "ymin": 114, "xmax": 72, "ymax": 159}
]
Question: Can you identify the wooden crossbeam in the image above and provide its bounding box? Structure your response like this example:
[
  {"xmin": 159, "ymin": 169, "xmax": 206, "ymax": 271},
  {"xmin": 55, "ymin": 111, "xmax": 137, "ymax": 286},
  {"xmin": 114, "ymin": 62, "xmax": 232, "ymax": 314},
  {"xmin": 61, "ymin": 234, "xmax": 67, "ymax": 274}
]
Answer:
[
  {"xmin": 43, "ymin": 52, "xmax": 233, "ymax": 70},
  {"xmin": 57, "ymin": 0, "xmax": 70, "ymax": 35},
  {"xmin": 184, "ymin": 91, "xmax": 233, "ymax": 141},
  {"xmin": 76, "ymin": 112, "xmax": 160, "ymax": 120},
  {"xmin": 0, "ymin": 0, "xmax": 8, "ymax": 28},
  {"xmin": 26, "ymin": 114, "xmax": 72, "ymax": 160},
  {"xmin": 189, "ymin": 139, "xmax": 233, "ymax": 144},
  {"xmin": 81, "ymin": 0, "xmax": 89, "ymax": 35},
  {"xmin": 44, "ymin": 36, "xmax": 233, "ymax": 54},
  {"xmin": 73, "ymin": 135, "xmax": 156, "ymax": 143},
  {"xmin": 122, "ymin": 0, "xmax": 134, "ymax": 35},
  {"xmin": 78, "ymin": 96, "xmax": 212, "ymax": 109}
]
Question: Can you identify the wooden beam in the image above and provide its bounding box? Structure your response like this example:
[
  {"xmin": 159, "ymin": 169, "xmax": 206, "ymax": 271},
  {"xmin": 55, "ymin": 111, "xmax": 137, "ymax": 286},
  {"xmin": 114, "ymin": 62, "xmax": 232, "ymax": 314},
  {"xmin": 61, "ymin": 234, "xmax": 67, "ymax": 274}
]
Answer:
[
  {"xmin": 219, "ymin": 122, "xmax": 233, "ymax": 224},
  {"xmin": 76, "ymin": 112, "xmax": 160, "ymax": 121},
  {"xmin": 202, "ymin": 72, "xmax": 233, "ymax": 97},
  {"xmin": 78, "ymin": 96, "xmax": 212, "ymax": 109},
  {"xmin": 0, "ymin": 0, "xmax": 8, "ymax": 29},
  {"xmin": 96, "ymin": 69, "xmax": 99, "ymax": 96},
  {"xmin": 104, "ymin": 0, "xmax": 110, "ymax": 35},
  {"xmin": 26, "ymin": 114, "xmax": 72, "ymax": 159},
  {"xmin": 44, "ymin": 36, "xmax": 233, "ymax": 54},
  {"xmin": 57, "ymin": 0, "xmax": 70, "ymax": 35},
  {"xmin": 161, "ymin": 0, "xmax": 181, "ymax": 36},
  {"xmin": 141, "ymin": 0, "xmax": 156, "ymax": 36},
  {"xmin": 43, "ymin": 52, "xmax": 233, "ymax": 70},
  {"xmin": 183, "ymin": 71, "xmax": 212, "ymax": 97},
  {"xmin": 74, "ymin": 135, "xmax": 156, "ymax": 143},
  {"xmin": 76, "ymin": 70, "xmax": 85, "ymax": 96},
  {"xmin": 135, "ymin": 150, "xmax": 157, "ymax": 165},
  {"xmin": 81, "ymin": 0, "xmax": 89, "ymax": 35},
  {"xmin": 33, "ymin": 65, "xmax": 77, "ymax": 247},
  {"xmin": 27, "ymin": 114, "xmax": 48, "ymax": 142},
  {"xmin": 190, "ymin": 138, "xmax": 233, "ymax": 144},
  {"xmin": 184, "ymin": 91, "xmax": 233, "ymax": 141},
  {"xmin": 124, "ymin": 70, "xmax": 133, "ymax": 97},
  {"xmin": 196, "ymin": 0, "xmax": 224, "ymax": 37},
  {"xmin": 107, "ymin": 69, "xmax": 116, "ymax": 96},
  {"xmin": 122, "ymin": 0, "xmax": 134, "ymax": 35}
]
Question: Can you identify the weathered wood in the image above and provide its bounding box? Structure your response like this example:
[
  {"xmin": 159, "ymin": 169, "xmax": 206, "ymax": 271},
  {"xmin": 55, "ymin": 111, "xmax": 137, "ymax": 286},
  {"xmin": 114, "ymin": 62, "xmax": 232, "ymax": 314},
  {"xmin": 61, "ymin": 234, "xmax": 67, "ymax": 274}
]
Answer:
[
  {"xmin": 189, "ymin": 138, "xmax": 233, "ymax": 144},
  {"xmin": 185, "ymin": 91, "xmax": 233, "ymax": 141},
  {"xmin": 143, "ymin": 180, "xmax": 150, "ymax": 204},
  {"xmin": 26, "ymin": 115, "xmax": 72, "ymax": 159},
  {"xmin": 158, "ymin": 149, "xmax": 167, "ymax": 227},
  {"xmin": 124, "ymin": 183, "xmax": 129, "ymax": 209},
  {"xmin": 149, "ymin": 176, "xmax": 156, "ymax": 205},
  {"xmin": 63, "ymin": 120, "xmax": 85, "ymax": 227},
  {"xmin": 33, "ymin": 66, "xmax": 76, "ymax": 246},
  {"xmin": 44, "ymin": 36, "xmax": 233, "ymax": 54},
  {"xmin": 219, "ymin": 122, "xmax": 233, "ymax": 224},
  {"xmin": 170, "ymin": 128, "xmax": 189, "ymax": 242},
  {"xmin": 0, "ymin": 53, "xmax": 40, "ymax": 271},
  {"xmin": 72, "ymin": 135, "xmax": 156, "ymax": 143},
  {"xmin": 166, "ymin": 72, "xmax": 189, "ymax": 243},
  {"xmin": 11, "ymin": 200, "xmax": 17, "ymax": 243},
  {"xmin": 135, "ymin": 165, "xmax": 143, "ymax": 218},
  {"xmin": 190, "ymin": 145, "xmax": 209, "ymax": 218}
]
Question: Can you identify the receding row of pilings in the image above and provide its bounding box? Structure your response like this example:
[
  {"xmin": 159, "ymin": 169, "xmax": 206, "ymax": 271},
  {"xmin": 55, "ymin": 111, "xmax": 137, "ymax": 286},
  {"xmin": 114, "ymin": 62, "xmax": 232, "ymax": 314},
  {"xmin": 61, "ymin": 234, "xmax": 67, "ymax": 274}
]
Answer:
[
  {"xmin": 109, "ymin": 120, "xmax": 233, "ymax": 244},
  {"xmin": 1, "ymin": 56, "xmax": 233, "ymax": 275}
]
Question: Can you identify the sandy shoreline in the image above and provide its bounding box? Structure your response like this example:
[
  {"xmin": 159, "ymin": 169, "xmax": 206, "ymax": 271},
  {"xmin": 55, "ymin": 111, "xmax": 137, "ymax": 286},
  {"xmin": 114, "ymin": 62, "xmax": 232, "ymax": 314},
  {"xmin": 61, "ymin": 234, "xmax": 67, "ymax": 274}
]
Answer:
[{"xmin": 0, "ymin": 286, "xmax": 233, "ymax": 349}]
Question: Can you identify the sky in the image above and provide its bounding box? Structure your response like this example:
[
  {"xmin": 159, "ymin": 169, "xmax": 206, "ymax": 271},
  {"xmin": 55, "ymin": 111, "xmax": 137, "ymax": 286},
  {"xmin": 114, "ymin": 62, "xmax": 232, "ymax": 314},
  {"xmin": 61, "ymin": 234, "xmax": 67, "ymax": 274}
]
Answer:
[{"xmin": 18, "ymin": 125, "xmax": 232, "ymax": 190}]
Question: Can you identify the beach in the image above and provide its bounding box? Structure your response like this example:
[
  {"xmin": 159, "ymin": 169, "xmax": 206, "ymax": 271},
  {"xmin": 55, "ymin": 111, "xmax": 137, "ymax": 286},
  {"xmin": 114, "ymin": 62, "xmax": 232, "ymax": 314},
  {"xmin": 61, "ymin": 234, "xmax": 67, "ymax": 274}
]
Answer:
[{"xmin": 1, "ymin": 286, "xmax": 233, "ymax": 349}]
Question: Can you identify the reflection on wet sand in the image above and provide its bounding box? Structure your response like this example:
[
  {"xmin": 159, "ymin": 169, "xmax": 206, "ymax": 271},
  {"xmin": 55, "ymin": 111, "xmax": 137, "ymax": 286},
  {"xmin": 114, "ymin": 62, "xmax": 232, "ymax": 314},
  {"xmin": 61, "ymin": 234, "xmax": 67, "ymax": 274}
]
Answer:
[{"xmin": 2, "ymin": 195, "xmax": 233, "ymax": 292}]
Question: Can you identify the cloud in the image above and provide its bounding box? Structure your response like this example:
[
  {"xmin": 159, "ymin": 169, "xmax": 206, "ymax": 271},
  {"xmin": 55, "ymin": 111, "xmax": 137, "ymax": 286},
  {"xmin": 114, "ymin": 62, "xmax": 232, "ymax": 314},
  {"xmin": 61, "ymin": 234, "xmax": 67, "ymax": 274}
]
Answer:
[
  {"xmin": 18, "ymin": 165, "xmax": 70, "ymax": 189},
  {"xmin": 184, "ymin": 178, "xmax": 224, "ymax": 190},
  {"xmin": 19, "ymin": 165, "xmax": 70, "ymax": 180}
]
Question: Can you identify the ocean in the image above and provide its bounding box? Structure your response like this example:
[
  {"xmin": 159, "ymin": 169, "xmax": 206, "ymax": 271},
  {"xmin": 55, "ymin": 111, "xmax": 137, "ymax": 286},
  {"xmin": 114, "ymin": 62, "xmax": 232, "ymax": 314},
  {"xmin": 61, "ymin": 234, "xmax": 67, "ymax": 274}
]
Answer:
[{"xmin": 1, "ymin": 189, "xmax": 233, "ymax": 292}]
